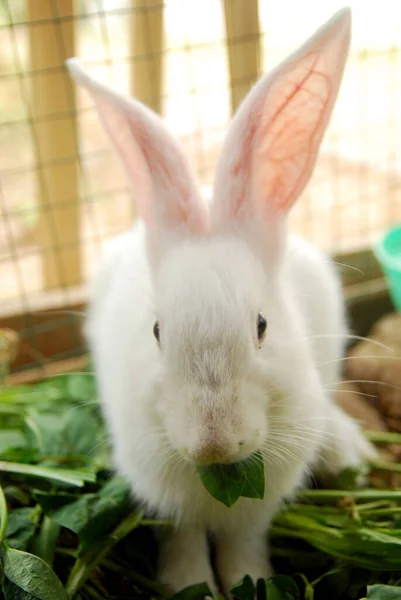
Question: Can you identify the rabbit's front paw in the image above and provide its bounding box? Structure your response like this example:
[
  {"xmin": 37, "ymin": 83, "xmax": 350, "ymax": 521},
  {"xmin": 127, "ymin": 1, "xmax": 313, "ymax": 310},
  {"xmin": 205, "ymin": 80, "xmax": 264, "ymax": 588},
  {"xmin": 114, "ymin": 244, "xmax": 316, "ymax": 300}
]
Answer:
[
  {"xmin": 215, "ymin": 529, "xmax": 272, "ymax": 593},
  {"xmin": 318, "ymin": 405, "xmax": 377, "ymax": 481},
  {"xmin": 157, "ymin": 525, "xmax": 217, "ymax": 597},
  {"xmin": 159, "ymin": 565, "xmax": 217, "ymax": 598}
]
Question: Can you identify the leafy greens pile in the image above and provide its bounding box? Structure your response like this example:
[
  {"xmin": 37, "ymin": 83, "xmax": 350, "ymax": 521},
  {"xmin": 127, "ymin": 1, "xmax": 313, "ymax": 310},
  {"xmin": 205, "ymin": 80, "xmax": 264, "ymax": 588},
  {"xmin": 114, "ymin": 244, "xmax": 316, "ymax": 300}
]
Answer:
[{"xmin": 0, "ymin": 371, "xmax": 401, "ymax": 600}]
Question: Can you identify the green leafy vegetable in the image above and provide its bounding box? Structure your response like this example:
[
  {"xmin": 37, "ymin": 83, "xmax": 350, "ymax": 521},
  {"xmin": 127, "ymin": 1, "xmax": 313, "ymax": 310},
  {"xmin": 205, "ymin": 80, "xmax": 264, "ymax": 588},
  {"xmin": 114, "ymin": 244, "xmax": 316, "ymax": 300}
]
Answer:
[
  {"xmin": 2, "ymin": 579, "xmax": 41, "ymax": 600},
  {"xmin": 0, "ymin": 461, "xmax": 96, "ymax": 487},
  {"xmin": 255, "ymin": 577, "xmax": 299, "ymax": 600},
  {"xmin": 171, "ymin": 582, "xmax": 213, "ymax": 600},
  {"xmin": 366, "ymin": 584, "xmax": 401, "ymax": 599},
  {"xmin": 65, "ymin": 507, "xmax": 144, "ymax": 596},
  {"xmin": 0, "ymin": 484, "xmax": 7, "ymax": 542},
  {"xmin": 37, "ymin": 476, "xmax": 131, "ymax": 551},
  {"xmin": 0, "ymin": 431, "xmax": 26, "ymax": 456},
  {"xmin": 25, "ymin": 405, "xmax": 104, "ymax": 465},
  {"xmin": 5, "ymin": 507, "xmax": 39, "ymax": 550},
  {"xmin": 231, "ymin": 575, "xmax": 255, "ymax": 600},
  {"xmin": 0, "ymin": 547, "xmax": 69, "ymax": 600},
  {"xmin": 30, "ymin": 516, "xmax": 60, "ymax": 567},
  {"xmin": 1, "ymin": 371, "xmax": 401, "ymax": 599},
  {"xmin": 196, "ymin": 451, "xmax": 264, "ymax": 507}
]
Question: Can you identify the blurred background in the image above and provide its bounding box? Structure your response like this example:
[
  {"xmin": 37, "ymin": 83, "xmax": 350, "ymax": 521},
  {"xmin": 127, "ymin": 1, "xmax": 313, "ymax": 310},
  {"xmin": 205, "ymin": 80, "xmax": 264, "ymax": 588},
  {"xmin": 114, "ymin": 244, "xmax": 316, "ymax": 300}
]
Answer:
[{"xmin": 0, "ymin": 0, "xmax": 400, "ymax": 375}]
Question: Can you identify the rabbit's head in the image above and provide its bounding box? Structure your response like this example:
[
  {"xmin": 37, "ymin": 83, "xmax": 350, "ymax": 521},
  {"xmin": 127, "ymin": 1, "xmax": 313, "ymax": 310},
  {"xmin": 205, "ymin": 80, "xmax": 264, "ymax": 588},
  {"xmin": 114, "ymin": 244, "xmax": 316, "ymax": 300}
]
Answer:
[{"xmin": 67, "ymin": 8, "xmax": 350, "ymax": 465}]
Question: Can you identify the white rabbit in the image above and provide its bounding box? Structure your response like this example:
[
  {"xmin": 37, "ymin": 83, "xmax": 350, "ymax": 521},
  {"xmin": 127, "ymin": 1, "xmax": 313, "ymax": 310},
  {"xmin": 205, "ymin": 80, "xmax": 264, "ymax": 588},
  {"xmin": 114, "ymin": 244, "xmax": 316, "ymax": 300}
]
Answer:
[{"xmin": 67, "ymin": 7, "xmax": 375, "ymax": 595}]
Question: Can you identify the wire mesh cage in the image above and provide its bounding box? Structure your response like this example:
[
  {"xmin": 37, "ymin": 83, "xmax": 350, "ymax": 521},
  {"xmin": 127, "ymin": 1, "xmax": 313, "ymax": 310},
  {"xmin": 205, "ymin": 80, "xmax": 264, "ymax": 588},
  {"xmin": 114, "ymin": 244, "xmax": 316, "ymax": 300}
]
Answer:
[{"xmin": 1, "ymin": 0, "xmax": 401, "ymax": 377}]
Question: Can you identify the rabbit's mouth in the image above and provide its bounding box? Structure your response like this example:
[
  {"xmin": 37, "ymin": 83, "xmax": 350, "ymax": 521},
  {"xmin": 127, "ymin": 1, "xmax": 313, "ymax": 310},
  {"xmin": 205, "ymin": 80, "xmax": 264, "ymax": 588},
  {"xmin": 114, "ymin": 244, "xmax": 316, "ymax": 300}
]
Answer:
[{"xmin": 178, "ymin": 436, "xmax": 261, "ymax": 467}]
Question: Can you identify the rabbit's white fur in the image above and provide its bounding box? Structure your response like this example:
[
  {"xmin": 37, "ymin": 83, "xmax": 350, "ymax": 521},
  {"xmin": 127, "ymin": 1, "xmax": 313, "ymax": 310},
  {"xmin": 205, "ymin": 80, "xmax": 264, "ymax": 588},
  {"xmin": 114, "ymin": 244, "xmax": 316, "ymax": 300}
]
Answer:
[{"xmin": 68, "ymin": 7, "xmax": 375, "ymax": 595}]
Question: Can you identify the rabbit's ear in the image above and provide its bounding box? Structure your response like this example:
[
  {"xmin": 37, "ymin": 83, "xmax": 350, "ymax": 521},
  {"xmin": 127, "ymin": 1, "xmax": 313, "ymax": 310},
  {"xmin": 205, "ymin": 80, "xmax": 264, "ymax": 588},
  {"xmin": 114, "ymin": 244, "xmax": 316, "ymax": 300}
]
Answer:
[
  {"xmin": 212, "ymin": 8, "xmax": 350, "ymax": 229},
  {"xmin": 67, "ymin": 59, "xmax": 207, "ymax": 236}
]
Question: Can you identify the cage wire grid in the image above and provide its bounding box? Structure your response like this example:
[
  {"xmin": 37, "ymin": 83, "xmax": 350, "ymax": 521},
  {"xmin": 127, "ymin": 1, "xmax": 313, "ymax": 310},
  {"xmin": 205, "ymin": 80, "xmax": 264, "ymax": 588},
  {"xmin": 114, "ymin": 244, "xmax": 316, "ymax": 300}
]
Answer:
[{"xmin": 0, "ymin": 0, "xmax": 401, "ymax": 374}]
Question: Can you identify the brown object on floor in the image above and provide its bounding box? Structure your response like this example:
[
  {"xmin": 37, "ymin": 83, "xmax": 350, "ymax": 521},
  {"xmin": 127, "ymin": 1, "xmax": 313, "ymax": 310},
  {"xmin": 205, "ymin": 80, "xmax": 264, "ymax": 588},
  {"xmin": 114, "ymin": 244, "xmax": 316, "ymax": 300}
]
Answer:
[
  {"xmin": 345, "ymin": 313, "xmax": 401, "ymax": 422},
  {"xmin": 336, "ymin": 380, "xmax": 387, "ymax": 431},
  {"xmin": 335, "ymin": 378, "xmax": 401, "ymax": 488},
  {"xmin": 338, "ymin": 312, "xmax": 401, "ymax": 488}
]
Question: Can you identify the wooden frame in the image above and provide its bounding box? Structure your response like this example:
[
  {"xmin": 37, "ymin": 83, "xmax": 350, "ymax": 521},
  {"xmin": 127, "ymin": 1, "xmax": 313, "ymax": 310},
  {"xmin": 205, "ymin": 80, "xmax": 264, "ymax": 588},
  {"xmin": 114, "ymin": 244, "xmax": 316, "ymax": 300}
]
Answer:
[
  {"xmin": 1, "ymin": 1, "xmax": 395, "ymax": 382},
  {"xmin": 28, "ymin": 0, "xmax": 81, "ymax": 289},
  {"xmin": 223, "ymin": 0, "xmax": 261, "ymax": 113},
  {"xmin": 0, "ymin": 285, "xmax": 86, "ymax": 374},
  {"xmin": 130, "ymin": 0, "xmax": 165, "ymax": 114}
]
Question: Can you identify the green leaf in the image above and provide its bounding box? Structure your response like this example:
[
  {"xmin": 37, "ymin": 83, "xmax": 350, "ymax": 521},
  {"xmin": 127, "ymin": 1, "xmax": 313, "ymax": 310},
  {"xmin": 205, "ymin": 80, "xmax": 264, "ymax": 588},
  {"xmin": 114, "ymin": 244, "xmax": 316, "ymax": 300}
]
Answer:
[
  {"xmin": 0, "ymin": 484, "xmax": 7, "ymax": 542},
  {"xmin": 2, "ymin": 579, "xmax": 40, "ymax": 600},
  {"xmin": 271, "ymin": 509, "xmax": 401, "ymax": 571},
  {"xmin": 0, "ymin": 448, "xmax": 38, "ymax": 465},
  {"xmin": 3, "ymin": 487, "xmax": 30, "ymax": 507},
  {"xmin": 196, "ymin": 463, "xmax": 244, "ymax": 507},
  {"xmin": 171, "ymin": 582, "xmax": 213, "ymax": 600},
  {"xmin": 5, "ymin": 508, "xmax": 39, "ymax": 551},
  {"xmin": 0, "ymin": 431, "xmax": 26, "ymax": 456},
  {"xmin": 231, "ymin": 575, "xmax": 256, "ymax": 600},
  {"xmin": 196, "ymin": 452, "xmax": 264, "ymax": 507},
  {"xmin": 65, "ymin": 508, "xmax": 144, "ymax": 597},
  {"xmin": 367, "ymin": 584, "xmax": 401, "ymax": 599},
  {"xmin": 0, "ymin": 547, "xmax": 69, "ymax": 600},
  {"xmin": 335, "ymin": 464, "xmax": 369, "ymax": 490},
  {"xmin": 0, "ymin": 374, "xmax": 95, "ymax": 415},
  {"xmin": 33, "ymin": 492, "xmax": 78, "ymax": 515},
  {"xmin": 265, "ymin": 576, "xmax": 299, "ymax": 600},
  {"xmin": 240, "ymin": 454, "xmax": 265, "ymax": 500},
  {"xmin": 37, "ymin": 476, "xmax": 131, "ymax": 551},
  {"xmin": 30, "ymin": 516, "xmax": 60, "ymax": 567},
  {"xmin": 0, "ymin": 461, "xmax": 96, "ymax": 488},
  {"xmin": 255, "ymin": 577, "xmax": 299, "ymax": 600},
  {"xmin": 24, "ymin": 405, "xmax": 104, "ymax": 468},
  {"xmin": 65, "ymin": 374, "xmax": 97, "ymax": 404}
]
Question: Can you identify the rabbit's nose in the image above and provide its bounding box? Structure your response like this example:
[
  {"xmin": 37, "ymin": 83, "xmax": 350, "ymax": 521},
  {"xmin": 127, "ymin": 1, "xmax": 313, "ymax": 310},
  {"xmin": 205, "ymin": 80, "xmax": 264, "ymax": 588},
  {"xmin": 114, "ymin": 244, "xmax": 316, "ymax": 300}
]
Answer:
[{"xmin": 189, "ymin": 439, "xmax": 241, "ymax": 465}]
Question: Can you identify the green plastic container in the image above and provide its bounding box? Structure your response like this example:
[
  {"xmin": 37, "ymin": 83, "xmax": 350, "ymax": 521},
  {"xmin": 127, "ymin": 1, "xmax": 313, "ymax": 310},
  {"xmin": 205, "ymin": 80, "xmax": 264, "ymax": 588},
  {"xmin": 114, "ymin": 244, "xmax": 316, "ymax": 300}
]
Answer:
[{"xmin": 373, "ymin": 224, "xmax": 401, "ymax": 311}]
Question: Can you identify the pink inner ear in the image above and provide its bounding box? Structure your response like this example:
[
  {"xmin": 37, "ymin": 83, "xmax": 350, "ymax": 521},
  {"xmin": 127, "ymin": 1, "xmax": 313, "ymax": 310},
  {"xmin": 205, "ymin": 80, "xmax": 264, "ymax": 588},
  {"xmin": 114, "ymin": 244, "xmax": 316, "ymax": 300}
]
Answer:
[
  {"xmin": 230, "ymin": 116, "xmax": 260, "ymax": 217},
  {"xmin": 94, "ymin": 96, "xmax": 153, "ymax": 223},
  {"xmin": 132, "ymin": 122, "xmax": 192, "ymax": 226},
  {"xmin": 94, "ymin": 94, "xmax": 207, "ymax": 234},
  {"xmin": 212, "ymin": 8, "xmax": 350, "ymax": 229},
  {"xmin": 255, "ymin": 49, "xmax": 332, "ymax": 212}
]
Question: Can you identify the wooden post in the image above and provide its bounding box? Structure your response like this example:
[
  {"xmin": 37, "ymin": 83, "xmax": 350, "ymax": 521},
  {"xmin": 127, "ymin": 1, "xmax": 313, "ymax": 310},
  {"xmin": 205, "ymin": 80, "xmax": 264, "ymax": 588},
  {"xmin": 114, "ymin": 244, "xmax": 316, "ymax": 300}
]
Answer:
[
  {"xmin": 223, "ymin": 0, "xmax": 261, "ymax": 114},
  {"xmin": 28, "ymin": 0, "xmax": 81, "ymax": 289},
  {"xmin": 130, "ymin": 0, "xmax": 165, "ymax": 114}
]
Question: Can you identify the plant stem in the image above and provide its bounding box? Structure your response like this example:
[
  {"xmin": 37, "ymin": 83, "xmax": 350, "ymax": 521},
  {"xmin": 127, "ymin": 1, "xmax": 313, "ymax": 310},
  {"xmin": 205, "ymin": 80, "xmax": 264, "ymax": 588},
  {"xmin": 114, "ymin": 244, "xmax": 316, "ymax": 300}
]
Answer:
[
  {"xmin": 0, "ymin": 484, "xmax": 8, "ymax": 542},
  {"xmin": 364, "ymin": 430, "xmax": 401, "ymax": 444},
  {"xmin": 356, "ymin": 501, "xmax": 393, "ymax": 511},
  {"xmin": 0, "ymin": 461, "xmax": 96, "ymax": 487},
  {"xmin": 140, "ymin": 518, "xmax": 174, "ymax": 526},
  {"xmin": 102, "ymin": 557, "xmax": 171, "ymax": 598},
  {"xmin": 83, "ymin": 584, "xmax": 105, "ymax": 600},
  {"xmin": 362, "ymin": 507, "xmax": 401, "ymax": 517},
  {"xmin": 369, "ymin": 460, "xmax": 401, "ymax": 473},
  {"xmin": 311, "ymin": 567, "xmax": 344, "ymax": 587},
  {"xmin": 32, "ymin": 515, "xmax": 60, "ymax": 567},
  {"xmin": 56, "ymin": 547, "xmax": 78, "ymax": 558},
  {"xmin": 65, "ymin": 508, "xmax": 144, "ymax": 597},
  {"xmin": 297, "ymin": 489, "xmax": 401, "ymax": 502}
]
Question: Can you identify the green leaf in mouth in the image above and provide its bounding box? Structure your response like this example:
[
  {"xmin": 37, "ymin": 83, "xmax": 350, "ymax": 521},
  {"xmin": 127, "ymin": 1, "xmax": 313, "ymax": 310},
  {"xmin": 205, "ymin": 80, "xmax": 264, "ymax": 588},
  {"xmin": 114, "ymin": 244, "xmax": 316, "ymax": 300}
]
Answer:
[{"xmin": 196, "ymin": 451, "xmax": 265, "ymax": 507}]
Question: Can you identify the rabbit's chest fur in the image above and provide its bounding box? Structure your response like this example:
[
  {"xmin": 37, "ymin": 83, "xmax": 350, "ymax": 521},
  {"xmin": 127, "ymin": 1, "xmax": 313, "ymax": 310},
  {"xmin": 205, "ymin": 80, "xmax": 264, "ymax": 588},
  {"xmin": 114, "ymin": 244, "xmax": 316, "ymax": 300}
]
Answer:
[{"xmin": 86, "ymin": 224, "xmax": 345, "ymax": 527}]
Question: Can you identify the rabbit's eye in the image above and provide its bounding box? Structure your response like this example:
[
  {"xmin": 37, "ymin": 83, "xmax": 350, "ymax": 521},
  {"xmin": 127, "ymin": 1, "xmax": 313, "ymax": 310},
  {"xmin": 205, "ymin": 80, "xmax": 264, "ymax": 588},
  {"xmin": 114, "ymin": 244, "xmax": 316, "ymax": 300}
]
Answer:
[
  {"xmin": 153, "ymin": 321, "xmax": 160, "ymax": 343},
  {"xmin": 257, "ymin": 312, "xmax": 267, "ymax": 344}
]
